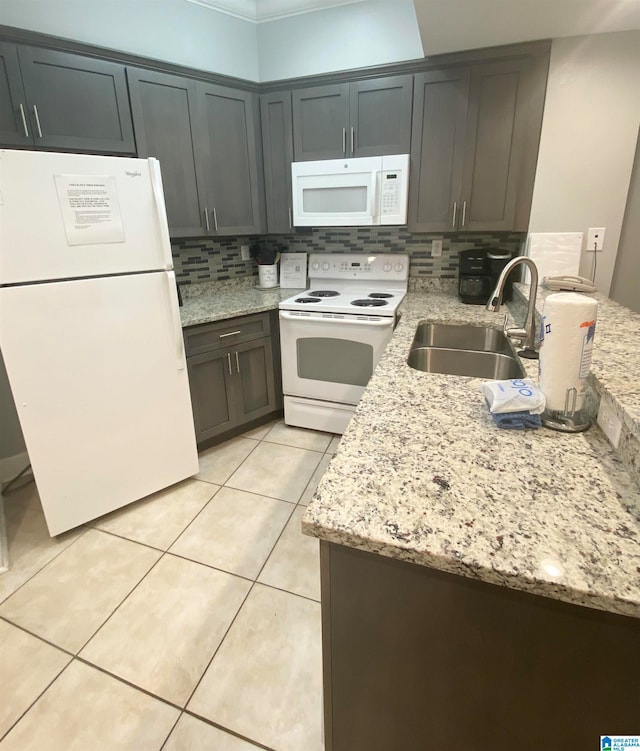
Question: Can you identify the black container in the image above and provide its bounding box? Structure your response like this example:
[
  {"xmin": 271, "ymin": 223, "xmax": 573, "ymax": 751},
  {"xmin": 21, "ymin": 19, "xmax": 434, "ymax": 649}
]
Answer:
[{"xmin": 458, "ymin": 248, "xmax": 491, "ymax": 304}]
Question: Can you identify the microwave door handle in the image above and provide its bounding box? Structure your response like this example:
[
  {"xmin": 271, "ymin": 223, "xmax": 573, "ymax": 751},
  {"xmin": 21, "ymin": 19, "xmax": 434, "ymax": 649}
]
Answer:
[{"xmin": 279, "ymin": 310, "xmax": 393, "ymax": 327}]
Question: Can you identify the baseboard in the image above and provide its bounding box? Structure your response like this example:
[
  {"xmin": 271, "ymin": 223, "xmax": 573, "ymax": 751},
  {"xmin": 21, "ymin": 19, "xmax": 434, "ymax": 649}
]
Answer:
[{"xmin": 0, "ymin": 452, "xmax": 30, "ymax": 484}]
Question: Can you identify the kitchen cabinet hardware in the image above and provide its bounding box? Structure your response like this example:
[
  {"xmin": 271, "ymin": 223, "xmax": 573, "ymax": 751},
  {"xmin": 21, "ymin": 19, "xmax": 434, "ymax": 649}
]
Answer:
[
  {"xmin": 452, "ymin": 201, "xmax": 457, "ymax": 229},
  {"xmin": 351, "ymin": 126, "xmax": 355, "ymax": 154},
  {"xmin": 235, "ymin": 351, "xmax": 240, "ymax": 373},
  {"xmin": 342, "ymin": 127, "xmax": 346, "ymax": 155},
  {"xmin": 227, "ymin": 352, "xmax": 232, "ymax": 375},
  {"xmin": 219, "ymin": 330, "xmax": 242, "ymax": 338},
  {"xmin": 288, "ymin": 207, "xmax": 293, "ymax": 229},
  {"xmin": 0, "ymin": 43, "xmax": 135, "ymax": 153},
  {"xmin": 32, "ymin": 104, "xmax": 43, "ymax": 138},
  {"xmin": 204, "ymin": 207, "xmax": 210, "ymax": 232},
  {"xmin": 19, "ymin": 103, "xmax": 29, "ymax": 138},
  {"xmin": 212, "ymin": 207, "xmax": 218, "ymax": 231},
  {"xmin": 461, "ymin": 200, "xmax": 467, "ymax": 227}
]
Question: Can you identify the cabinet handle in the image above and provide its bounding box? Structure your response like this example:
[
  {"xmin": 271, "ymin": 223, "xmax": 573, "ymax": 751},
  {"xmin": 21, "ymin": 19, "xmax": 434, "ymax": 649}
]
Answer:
[
  {"xmin": 452, "ymin": 202, "xmax": 457, "ymax": 229},
  {"xmin": 33, "ymin": 105, "xmax": 43, "ymax": 138},
  {"xmin": 19, "ymin": 104, "xmax": 29, "ymax": 138},
  {"xmin": 212, "ymin": 207, "xmax": 218, "ymax": 231},
  {"xmin": 235, "ymin": 351, "xmax": 240, "ymax": 373},
  {"xmin": 342, "ymin": 127, "xmax": 346, "ymax": 155},
  {"xmin": 227, "ymin": 352, "xmax": 232, "ymax": 376},
  {"xmin": 288, "ymin": 207, "xmax": 293, "ymax": 230},
  {"xmin": 204, "ymin": 207, "xmax": 210, "ymax": 232},
  {"xmin": 219, "ymin": 330, "xmax": 242, "ymax": 338},
  {"xmin": 462, "ymin": 200, "xmax": 467, "ymax": 227},
  {"xmin": 350, "ymin": 126, "xmax": 355, "ymax": 155}
]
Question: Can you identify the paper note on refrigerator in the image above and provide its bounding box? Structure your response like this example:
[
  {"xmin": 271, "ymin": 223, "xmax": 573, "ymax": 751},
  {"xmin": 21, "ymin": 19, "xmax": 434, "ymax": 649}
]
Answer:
[
  {"xmin": 54, "ymin": 174, "xmax": 125, "ymax": 246},
  {"xmin": 524, "ymin": 232, "xmax": 583, "ymax": 284}
]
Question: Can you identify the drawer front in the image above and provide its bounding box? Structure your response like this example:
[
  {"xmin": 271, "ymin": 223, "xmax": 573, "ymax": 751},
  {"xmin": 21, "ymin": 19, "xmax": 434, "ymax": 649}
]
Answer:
[{"xmin": 184, "ymin": 313, "xmax": 271, "ymax": 356}]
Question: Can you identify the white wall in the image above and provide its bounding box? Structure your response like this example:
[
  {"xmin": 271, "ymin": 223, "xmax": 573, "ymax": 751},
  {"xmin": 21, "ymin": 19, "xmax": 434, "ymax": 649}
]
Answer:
[
  {"xmin": 0, "ymin": 0, "xmax": 260, "ymax": 80},
  {"xmin": 528, "ymin": 31, "xmax": 640, "ymax": 294},
  {"xmin": 610, "ymin": 126, "xmax": 640, "ymax": 312},
  {"xmin": 257, "ymin": 0, "xmax": 424, "ymax": 81}
]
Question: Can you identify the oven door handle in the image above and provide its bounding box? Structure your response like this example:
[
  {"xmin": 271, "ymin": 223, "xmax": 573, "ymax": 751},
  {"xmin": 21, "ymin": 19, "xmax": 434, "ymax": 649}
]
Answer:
[{"xmin": 279, "ymin": 310, "xmax": 394, "ymax": 327}]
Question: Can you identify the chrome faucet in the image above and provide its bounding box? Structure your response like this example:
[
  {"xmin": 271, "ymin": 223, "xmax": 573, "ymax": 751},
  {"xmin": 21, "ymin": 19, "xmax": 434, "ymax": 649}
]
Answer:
[{"xmin": 486, "ymin": 256, "xmax": 539, "ymax": 359}]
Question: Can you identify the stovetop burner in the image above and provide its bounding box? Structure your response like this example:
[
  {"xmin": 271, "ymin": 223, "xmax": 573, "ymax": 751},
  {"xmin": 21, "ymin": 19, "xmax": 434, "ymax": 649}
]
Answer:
[
  {"xmin": 351, "ymin": 298, "xmax": 388, "ymax": 307},
  {"xmin": 308, "ymin": 290, "xmax": 339, "ymax": 297},
  {"xmin": 368, "ymin": 292, "xmax": 394, "ymax": 299},
  {"xmin": 295, "ymin": 297, "xmax": 321, "ymax": 303}
]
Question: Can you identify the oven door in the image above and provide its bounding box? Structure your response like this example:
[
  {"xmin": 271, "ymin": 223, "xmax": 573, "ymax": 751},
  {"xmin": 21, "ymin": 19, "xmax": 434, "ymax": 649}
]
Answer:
[{"xmin": 279, "ymin": 310, "xmax": 394, "ymax": 405}]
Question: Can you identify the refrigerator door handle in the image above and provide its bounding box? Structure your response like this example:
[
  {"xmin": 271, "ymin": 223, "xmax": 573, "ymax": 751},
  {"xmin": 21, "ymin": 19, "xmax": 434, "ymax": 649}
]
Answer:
[
  {"xmin": 165, "ymin": 270, "xmax": 185, "ymax": 371},
  {"xmin": 148, "ymin": 158, "xmax": 174, "ymax": 270}
]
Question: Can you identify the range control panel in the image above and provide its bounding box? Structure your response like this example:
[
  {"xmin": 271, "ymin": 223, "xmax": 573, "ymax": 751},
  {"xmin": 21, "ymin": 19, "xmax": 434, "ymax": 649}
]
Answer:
[{"xmin": 307, "ymin": 253, "xmax": 409, "ymax": 282}]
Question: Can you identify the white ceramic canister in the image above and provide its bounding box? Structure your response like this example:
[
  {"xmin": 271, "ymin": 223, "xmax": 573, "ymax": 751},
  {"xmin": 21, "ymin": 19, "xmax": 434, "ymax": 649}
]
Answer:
[{"xmin": 258, "ymin": 263, "xmax": 278, "ymax": 288}]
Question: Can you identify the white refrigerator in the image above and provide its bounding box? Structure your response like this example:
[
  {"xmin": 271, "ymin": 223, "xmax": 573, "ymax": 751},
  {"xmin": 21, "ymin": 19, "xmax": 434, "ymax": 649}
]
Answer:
[{"xmin": 0, "ymin": 149, "xmax": 199, "ymax": 536}]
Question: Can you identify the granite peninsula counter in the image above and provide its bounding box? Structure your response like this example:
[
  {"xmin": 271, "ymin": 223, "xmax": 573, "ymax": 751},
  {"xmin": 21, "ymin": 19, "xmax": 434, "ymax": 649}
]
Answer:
[{"xmin": 303, "ymin": 289, "xmax": 640, "ymax": 619}]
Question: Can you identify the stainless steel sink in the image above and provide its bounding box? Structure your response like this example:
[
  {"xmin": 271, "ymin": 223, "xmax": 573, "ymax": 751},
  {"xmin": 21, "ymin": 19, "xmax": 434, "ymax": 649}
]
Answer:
[
  {"xmin": 412, "ymin": 322, "xmax": 514, "ymax": 355},
  {"xmin": 408, "ymin": 322, "xmax": 525, "ymax": 379},
  {"xmin": 407, "ymin": 347, "xmax": 525, "ymax": 379}
]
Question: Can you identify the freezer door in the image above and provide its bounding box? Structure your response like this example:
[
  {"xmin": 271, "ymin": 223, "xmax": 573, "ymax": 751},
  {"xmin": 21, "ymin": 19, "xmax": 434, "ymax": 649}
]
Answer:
[
  {"xmin": 0, "ymin": 271, "xmax": 199, "ymax": 535},
  {"xmin": 0, "ymin": 150, "xmax": 172, "ymax": 284}
]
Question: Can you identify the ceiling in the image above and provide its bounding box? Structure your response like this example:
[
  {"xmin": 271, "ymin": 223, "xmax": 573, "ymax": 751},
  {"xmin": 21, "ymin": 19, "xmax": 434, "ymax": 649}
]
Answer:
[{"xmin": 413, "ymin": 0, "xmax": 640, "ymax": 56}]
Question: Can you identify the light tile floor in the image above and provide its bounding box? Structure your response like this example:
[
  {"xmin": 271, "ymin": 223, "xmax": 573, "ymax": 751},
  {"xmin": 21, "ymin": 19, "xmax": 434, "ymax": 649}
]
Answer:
[{"xmin": 0, "ymin": 420, "xmax": 340, "ymax": 751}]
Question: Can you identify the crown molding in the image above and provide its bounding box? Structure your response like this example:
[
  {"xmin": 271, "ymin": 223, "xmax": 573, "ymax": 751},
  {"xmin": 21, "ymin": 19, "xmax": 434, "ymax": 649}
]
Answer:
[{"xmin": 184, "ymin": 0, "xmax": 367, "ymax": 23}]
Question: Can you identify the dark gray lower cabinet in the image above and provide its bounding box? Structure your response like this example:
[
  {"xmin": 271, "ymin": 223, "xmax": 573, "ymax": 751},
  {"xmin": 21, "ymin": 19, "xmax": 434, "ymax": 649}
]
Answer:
[
  {"xmin": 0, "ymin": 42, "xmax": 134, "ymax": 153},
  {"xmin": 321, "ymin": 542, "xmax": 640, "ymax": 751},
  {"xmin": 185, "ymin": 311, "xmax": 281, "ymax": 445}
]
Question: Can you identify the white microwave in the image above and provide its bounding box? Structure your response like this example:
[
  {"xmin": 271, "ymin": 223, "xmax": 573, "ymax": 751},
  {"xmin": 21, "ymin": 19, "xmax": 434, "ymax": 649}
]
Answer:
[{"xmin": 291, "ymin": 154, "xmax": 409, "ymax": 227}]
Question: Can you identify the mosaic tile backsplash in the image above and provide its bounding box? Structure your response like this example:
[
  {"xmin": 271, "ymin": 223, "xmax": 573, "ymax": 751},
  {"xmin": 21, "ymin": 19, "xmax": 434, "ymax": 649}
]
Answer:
[{"xmin": 171, "ymin": 228, "xmax": 526, "ymax": 285}]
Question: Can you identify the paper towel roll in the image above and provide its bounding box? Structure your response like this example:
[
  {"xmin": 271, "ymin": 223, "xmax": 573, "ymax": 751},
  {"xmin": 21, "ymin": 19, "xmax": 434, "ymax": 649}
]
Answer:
[{"xmin": 539, "ymin": 293, "xmax": 598, "ymax": 412}]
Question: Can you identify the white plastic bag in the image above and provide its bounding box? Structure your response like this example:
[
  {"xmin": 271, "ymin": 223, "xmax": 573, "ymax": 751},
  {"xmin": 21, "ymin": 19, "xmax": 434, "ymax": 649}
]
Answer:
[{"xmin": 481, "ymin": 378, "xmax": 546, "ymax": 415}]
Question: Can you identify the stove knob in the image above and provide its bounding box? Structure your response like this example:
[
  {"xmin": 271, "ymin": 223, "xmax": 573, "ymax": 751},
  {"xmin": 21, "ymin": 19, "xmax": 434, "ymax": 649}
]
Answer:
[
  {"xmin": 311, "ymin": 261, "xmax": 320, "ymax": 271},
  {"xmin": 394, "ymin": 263, "xmax": 404, "ymax": 272},
  {"xmin": 322, "ymin": 262, "xmax": 330, "ymax": 271},
  {"xmin": 383, "ymin": 263, "xmax": 392, "ymax": 272}
]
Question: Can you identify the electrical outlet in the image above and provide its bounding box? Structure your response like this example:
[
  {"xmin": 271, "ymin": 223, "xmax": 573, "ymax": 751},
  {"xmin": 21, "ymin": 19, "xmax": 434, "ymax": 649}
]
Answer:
[
  {"xmin": 597, "ymin": 394, "xmax": 622, "ymax": 449},
  {"xmin": 240, "ymin": 244, "xmax": 251, "ymax": 261},
  {"xmin": 431, "ymin": 239, "xmax": 443, "ymax": 257},
  {"xmin": 587, "ymin": 227, "xmax": 606, "ymax": 251}
]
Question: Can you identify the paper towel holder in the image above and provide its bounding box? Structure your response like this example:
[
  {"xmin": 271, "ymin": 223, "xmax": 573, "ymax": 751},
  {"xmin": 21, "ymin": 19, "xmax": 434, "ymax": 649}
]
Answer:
[{"xmin": 541, "ymin": 387, "xmax": 591, "ymax": 433}]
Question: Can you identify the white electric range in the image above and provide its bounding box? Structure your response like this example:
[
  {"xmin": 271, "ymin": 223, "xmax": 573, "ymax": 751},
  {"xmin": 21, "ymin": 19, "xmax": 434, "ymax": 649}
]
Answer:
[{"xmin": 279, "ymin": 253, "xmax": 409, "ymax": 434}]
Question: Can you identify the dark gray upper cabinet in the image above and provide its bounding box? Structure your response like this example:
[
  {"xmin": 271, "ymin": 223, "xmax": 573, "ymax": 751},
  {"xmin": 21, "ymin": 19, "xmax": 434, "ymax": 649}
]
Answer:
[
  {"xmin": 127, "ymin": 68, "xmax": 207, "ymax": 237},
  {"xmin": 409, "ymin": 57, "xmax": 538, "ymax": 233},
  {"xmin": 194, "ymin": 83, "xmax": 264, "ymax": 235},
  {"xmin": 260, "ymin": 91, "xmax": 294, "ymax": 233},
  {"xmin": 0, "ymin": 42, "xmax": 31, "ymax": 146},
  {"xmin": 460, "ymin": 59, "xmax": 530, "ymax": 231},
  {"xmin": 408, "ymin": 68, "xmax": 470, "ymax": 232},
  {"xmin": 292, "ymin": 75, "xmax": 413, "ymax": 161},
  {"xmin": 0, "ymin": 44, "xmax": 135, "ymax": 153}
]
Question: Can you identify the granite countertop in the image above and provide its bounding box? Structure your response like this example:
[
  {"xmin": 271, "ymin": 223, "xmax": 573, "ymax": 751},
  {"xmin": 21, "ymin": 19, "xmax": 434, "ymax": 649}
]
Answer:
[
  {"xmin": 302, "ymin": 289, "xmax": 640, "ymax": 619},
  {"xmin": 179, "ymin": 279, "xmax": 301, "ymax": 328}
]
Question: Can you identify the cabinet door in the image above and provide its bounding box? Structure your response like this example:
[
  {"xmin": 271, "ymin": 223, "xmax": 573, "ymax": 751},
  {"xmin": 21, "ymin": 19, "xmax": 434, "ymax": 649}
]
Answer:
[
  {"xmin": 349, "ymin": 75, "xmax": 413, "ymax": 157},
  {"xmin": 459, "ymin": 59, "xmax": 530, "ymax": 231},
  {"xmin": 127, "ymin": 68, "xmax": 206, "ymax": 237},
  {"xmin": 0, "ymin": 43, "xmax": 32, "ymax": 146},
  {"xmin": 187, "ymin": 349, "xmax": 236, "ymax": 443},
  {"xmin": 292, "ymin": 83, "xmax": 350, "ymax": 161},
  {"xmin": 233, "ymin": 338, "xmax": 277, "ymax": 426},
  {"xmin": 261, "ymin": 91, "xmax": 294, "ymax": 233},
  {"xmin": 408, "ymin": 68, "xmax": 469, "ymax": 233},
  {"xmin": 17, "ymin": 46, "xmax": 135, "ymax": 153},
  {"xmin": 195, "ymin": 83, "xmax": 263, "ymax": 235}
]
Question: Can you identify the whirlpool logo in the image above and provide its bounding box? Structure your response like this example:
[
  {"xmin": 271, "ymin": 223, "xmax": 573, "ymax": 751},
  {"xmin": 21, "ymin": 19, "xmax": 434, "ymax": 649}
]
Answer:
[{"xmin": 125, "ymin": 170, "xmax": 142, "ymax": 178}]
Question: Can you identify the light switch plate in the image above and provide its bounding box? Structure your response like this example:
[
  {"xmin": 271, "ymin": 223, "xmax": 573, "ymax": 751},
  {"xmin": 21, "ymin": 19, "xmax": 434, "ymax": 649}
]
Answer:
[
  {"xmin": 597, "ymin": 394, "xmax": 622, "ymax": 448},
  {"xmin": 431, "ymin": 239, "xmax": 443, "ymax": 257}
]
